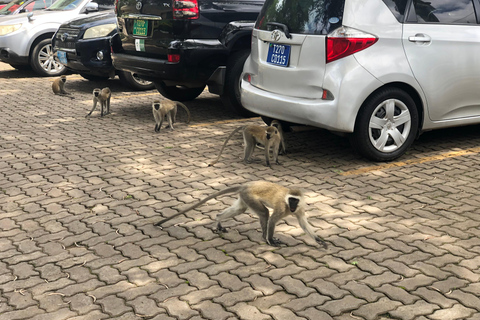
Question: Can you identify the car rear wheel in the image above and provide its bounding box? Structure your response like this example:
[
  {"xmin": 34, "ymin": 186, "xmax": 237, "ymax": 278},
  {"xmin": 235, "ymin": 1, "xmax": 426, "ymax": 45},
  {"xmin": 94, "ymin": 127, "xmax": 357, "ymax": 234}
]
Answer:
[
  {"xmin": 118, "ymin": 71, "xmax": 155, "ymax": 91},
  {"xmin": 221, "ymin": 50, "xmax": 256, "ymax": 117},
  {"xmin": 351, "ymin": 87, "xmax": 419, "ymax": 161},
  {"xmin": 154, "ymin": 81, "xmax": 205, "ymax": 101},
  {"xmin": 30, "ymin": 38, "xmax": 66, "ymax": 77}
]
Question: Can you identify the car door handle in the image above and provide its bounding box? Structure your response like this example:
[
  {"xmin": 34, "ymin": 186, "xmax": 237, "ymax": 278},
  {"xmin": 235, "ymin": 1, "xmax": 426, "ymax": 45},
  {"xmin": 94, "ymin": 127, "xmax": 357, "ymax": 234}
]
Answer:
[{"xmin": 408, "ymin": 34, "xmax": 431, "ymax": 43}]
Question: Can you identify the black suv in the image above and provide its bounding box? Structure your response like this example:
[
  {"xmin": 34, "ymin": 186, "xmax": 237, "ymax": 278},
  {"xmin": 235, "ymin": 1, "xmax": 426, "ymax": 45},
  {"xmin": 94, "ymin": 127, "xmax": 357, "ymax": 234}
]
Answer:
[
  {"xmin": 111, "ymin": 0, "xmax": 264, "ymax": 115},
  {"xmin": 53, "ymin": 10, "xmax": 155, "ymax": 90}
]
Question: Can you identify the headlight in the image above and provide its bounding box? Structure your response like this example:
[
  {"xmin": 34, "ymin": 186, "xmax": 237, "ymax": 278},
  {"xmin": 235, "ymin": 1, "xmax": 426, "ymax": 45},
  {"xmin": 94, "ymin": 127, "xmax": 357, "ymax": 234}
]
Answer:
[
  {"xmin": 0, "ymin": 24, "xmax": 22, "ymax": 36},
  {"xmin": 83, "ymin": 24, "xmax": 117, "ymax": 39}
]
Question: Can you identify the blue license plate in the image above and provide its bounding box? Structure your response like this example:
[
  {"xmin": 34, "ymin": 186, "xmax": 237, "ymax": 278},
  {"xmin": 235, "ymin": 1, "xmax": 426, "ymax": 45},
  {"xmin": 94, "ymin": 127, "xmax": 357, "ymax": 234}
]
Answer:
[
  {"xmin": 57, "ymin": 51, "xmax": 67, "ymax": 65},
  {"xmin": 266, "ymin": 43, "xmax": 290, "ymax": 67}
]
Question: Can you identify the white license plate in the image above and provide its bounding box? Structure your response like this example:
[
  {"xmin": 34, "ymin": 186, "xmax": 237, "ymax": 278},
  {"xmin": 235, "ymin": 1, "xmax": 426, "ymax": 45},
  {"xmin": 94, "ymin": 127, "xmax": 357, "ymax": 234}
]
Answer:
[
  {"xmin": 266, "ymin": 43, "xmax": 291, "ymax": 67},
  {"xmin": 57, "ymin": 51, "xmax": 67, "ymax": 65}
]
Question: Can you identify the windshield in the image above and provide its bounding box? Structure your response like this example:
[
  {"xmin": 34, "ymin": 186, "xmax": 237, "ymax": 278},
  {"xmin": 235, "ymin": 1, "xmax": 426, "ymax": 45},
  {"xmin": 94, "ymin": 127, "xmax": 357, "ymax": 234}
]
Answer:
[
  {"xmin": 0, "ymin": 0, "xmax": 26, "ymax": 15},
  {"xmin": 256, "ymin": 0, "xmax": 345, "ymax": 35},
  {"xmin": 47, "ymin": 0, "xmax": 82, "ymax": 10}
]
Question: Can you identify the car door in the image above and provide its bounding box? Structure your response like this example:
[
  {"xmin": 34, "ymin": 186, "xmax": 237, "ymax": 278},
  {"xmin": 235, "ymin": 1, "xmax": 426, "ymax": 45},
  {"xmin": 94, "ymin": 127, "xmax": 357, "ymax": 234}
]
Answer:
[{"xmin": 402, "ymin": 0, "xmax": 480, "ymax": 121}]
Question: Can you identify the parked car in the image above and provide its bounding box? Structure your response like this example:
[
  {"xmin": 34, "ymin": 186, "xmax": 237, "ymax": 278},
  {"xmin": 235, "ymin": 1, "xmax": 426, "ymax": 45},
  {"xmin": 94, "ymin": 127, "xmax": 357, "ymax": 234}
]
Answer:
[
  {"xmin": 241, "ymin": 0, "xmax": 480, "ymax": 161},
  {"xmin": 0, "ymin": 0, "xmax": 113, "ymax": 76},
  {"xmin": 111, "ymin": 0, "xmax": 264, "ymax": 116},
  {"xmin": 0, "ymin": 0, "xmax": 55, "ymax": 16},
  {"xmin": 0, "ymin": 0, "xmax": 9, "ymax": 9},
  {"xmin": 52, "ymin": 10, "xmax": 154, "ymax": 90}
]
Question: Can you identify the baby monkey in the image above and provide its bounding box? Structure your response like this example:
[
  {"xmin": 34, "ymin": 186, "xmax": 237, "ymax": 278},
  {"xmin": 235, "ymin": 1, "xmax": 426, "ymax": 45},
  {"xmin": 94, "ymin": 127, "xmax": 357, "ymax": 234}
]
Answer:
[
  {"xmin": 51, "ymin": 75, "xmax": 74, "ymax": 99},
  {"xmin": 86, "ymin": 87, "xmax": 111, "ymax": 117},
  {"xmin": 155, "ymin": 180, "xmax": 327, "ymax": 248},
  {"xmin": 208, "ymin": 125, "xmax": 282, "ymax": 167},
  {"xmin": 152, "ymin": 99, "xmax": 191, "ymax": 132}
]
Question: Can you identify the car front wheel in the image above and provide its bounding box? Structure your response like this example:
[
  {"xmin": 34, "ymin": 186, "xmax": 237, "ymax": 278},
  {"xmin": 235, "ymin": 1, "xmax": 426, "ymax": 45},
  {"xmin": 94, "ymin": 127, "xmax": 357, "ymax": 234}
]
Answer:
[
  {"xmin": 30, "ymin": 38, "xmax": 66, "ymax": 77},
  {"xmin": 351, "ymin": 87, "xmax": 419, "ymax": 162}
]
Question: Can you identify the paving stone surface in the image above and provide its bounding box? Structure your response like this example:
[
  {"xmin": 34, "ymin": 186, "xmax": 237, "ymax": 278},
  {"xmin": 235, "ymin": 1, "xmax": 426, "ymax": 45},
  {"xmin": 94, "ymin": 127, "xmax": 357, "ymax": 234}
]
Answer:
[{"xmin": 1, "ymin": 62, "xmax": 480, "ymax": 319}]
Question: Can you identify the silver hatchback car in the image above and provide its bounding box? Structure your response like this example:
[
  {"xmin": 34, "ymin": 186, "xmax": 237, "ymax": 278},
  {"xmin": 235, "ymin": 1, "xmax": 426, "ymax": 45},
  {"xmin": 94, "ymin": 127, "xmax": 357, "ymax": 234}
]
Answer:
[{"xmin": 241, "ymin": 0, "xmax": 480, "ymax": 161}]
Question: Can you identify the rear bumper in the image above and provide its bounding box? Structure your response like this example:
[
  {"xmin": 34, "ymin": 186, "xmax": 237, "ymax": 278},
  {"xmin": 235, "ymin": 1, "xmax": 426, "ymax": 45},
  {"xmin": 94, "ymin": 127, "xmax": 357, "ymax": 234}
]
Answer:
[
  {"xmin": 111, "ymin": 38, "xmax": 229, "ymax": 87},
  {"xmin": 241, "ymin": 80, "xmax": 347, "ymax": 132}
]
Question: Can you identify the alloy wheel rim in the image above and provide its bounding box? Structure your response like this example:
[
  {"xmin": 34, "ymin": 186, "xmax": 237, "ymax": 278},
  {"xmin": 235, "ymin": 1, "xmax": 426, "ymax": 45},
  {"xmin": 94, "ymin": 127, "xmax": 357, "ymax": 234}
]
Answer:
[{"xmin": 38, "ymin": 43, "xmax": 65, "ymax": 74}]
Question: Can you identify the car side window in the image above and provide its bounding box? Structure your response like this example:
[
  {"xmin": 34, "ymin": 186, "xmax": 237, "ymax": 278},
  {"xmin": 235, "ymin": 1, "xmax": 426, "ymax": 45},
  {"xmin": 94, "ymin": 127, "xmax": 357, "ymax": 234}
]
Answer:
[
  {"xmin": 382, "ymin": 0, "xmax": 408, "ymax": 22},
  {"xmin": 411, "ymin": 0, "xmax": 476, "ymax": 24}
]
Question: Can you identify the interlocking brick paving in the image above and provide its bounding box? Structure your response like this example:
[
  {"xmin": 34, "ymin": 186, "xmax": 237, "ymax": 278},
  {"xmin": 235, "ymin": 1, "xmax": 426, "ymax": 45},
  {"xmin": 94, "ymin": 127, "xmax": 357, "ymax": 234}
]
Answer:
[{"xmin": 1, "ymin": 62, "xmax": 480, "ymax": 319}]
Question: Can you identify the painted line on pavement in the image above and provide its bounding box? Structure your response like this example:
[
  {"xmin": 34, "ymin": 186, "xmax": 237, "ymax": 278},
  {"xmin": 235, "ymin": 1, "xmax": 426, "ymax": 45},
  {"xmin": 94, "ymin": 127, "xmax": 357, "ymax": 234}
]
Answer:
[{"xmin": 340, "ymin": 147, "xmax": 480, "ymax": 176}]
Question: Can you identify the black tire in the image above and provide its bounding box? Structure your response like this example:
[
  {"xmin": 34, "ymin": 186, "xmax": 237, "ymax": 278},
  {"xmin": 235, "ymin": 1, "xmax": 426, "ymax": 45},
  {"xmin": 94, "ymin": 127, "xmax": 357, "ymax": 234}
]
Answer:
[
  {"xmin": 154, "ymin": 81, "xmax": 205, "ymax": 101},
  {"xmin": 118, "ymin": 71, "xmax": 155, "ymax": 91},
  {"xmin": 80, "ymin": 74, "xmax": 110, "ymax": 81},
  {"xmin": 350, "ymin": 87, "xmax": 419, "ymax": 162},
  {"xmin": 220, "ymin": 50, "xmax": 256, "ymax": 117},
  {"xmin": 30, "ymin": 38, "xmax": 66, "ymax": 77}
]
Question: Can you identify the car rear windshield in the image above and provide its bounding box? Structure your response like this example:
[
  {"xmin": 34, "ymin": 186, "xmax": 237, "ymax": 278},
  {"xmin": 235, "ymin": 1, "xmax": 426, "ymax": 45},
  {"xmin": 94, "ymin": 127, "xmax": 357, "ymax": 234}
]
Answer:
[{"xmin": 255, "ymin": 0, "xmax": 345, "ymax": 35}]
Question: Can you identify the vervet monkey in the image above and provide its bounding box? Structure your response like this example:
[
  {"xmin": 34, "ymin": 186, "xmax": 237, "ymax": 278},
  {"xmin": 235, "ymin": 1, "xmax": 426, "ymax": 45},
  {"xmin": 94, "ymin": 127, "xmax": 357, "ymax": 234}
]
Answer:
[
  {"xmin": 270, "ymin": 120, "xmax": 287, "ymax": 155},
  {"xmin": 86, "ymin": 87, "xmax": 111, "ymax": 117},
  {"xmin": 152, "ymin": 99, "xmax": 191, "ymax": 132},
  {"xmin": 208, "ymin": 125, "xmax": 281, "ymax": 167},
  {"xmin": 155, "ymin": 181, "xmax": 327, "ymax": 248},
  {"xmin": 51, "ymin": 75, "xmax": 74, "ymax": 99}
]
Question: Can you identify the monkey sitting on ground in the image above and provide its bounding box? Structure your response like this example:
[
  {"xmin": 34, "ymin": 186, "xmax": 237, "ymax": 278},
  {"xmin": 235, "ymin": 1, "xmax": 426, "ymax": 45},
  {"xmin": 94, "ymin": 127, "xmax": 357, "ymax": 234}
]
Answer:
[
  {"xmin": 51, "ymin": 75, "xmax": 74, "ymax": 99},
  {"xmin": 208, "ymin": 125, "xmax": 282, "ymax": 167},
  {"xmin": 155, "ymin": 181, "xmax": 327, "ymax": 248},
  {"xmin": 152, "ymin": 99, "xmax": 191, "ymax": 132},
  {"xmin": 86, "ymin": 87, "xmax": 111, "ymax": 118}
]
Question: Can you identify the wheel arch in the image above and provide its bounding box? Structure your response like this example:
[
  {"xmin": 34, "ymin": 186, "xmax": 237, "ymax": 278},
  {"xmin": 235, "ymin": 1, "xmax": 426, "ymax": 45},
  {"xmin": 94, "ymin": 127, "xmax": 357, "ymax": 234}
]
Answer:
[
  {"xmin": 219, "ymin": 21, "xmax": 254, "ymax": 53},
  {"xmin": 355, "ymin": 81, "xmax": 425, "ymax": 134},
  {"xmin": 28, "ymin": 32, "xmax": 56, "ymax": 57}
]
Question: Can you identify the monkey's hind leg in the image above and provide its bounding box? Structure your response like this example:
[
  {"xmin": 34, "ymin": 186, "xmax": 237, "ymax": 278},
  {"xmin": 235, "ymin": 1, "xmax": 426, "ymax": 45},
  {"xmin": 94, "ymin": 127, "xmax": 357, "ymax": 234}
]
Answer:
[{"xmin": 214, "ymin": 198, "xmax": 247, "ymax": 233}]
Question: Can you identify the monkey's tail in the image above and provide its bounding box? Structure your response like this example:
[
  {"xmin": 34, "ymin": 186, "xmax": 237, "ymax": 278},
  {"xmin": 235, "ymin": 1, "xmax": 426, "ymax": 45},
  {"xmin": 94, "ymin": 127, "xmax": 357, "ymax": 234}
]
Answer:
[
  {"xmin": 176, "ymin": 102, "xmax": 191, "ymax": 124},
  {"xmin": 208, "ymin": 126, "xmax": 244, "ymax": 166},
  {"xmin": 155, "ymin": 186, "xmax": 242, "ymax": 226}
]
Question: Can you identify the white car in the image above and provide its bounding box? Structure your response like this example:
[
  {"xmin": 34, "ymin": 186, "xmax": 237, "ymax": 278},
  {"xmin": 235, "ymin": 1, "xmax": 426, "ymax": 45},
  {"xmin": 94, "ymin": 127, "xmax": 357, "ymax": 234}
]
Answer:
[
  {"xmin": 241, "ymin": 0, "xmax": 480, "ymax": 161},
  {"xmin": 0, "ymin": 0, "xmax": 113, "ymax": 76}
]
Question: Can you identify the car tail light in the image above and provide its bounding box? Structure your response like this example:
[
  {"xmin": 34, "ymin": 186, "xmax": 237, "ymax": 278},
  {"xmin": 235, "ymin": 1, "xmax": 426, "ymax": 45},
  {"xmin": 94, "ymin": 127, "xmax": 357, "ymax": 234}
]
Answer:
[
  {"xmin": 326, "ymin": 26, "xmax": 377, "ymax": 63},
  {"xmin": 173, "ymin": 0, "xmax": 199, "ymax": 19},
  {"xmin": 168, "ymin": 54, "xmax": 180, "ymax": 63}
]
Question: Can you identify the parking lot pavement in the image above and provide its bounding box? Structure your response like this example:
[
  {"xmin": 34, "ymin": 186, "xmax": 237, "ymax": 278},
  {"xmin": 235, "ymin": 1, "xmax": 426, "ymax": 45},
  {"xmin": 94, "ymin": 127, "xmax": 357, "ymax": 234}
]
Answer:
[{"xmin": 1, "ymin": 61, "xmax": 480, "ymax": 320}]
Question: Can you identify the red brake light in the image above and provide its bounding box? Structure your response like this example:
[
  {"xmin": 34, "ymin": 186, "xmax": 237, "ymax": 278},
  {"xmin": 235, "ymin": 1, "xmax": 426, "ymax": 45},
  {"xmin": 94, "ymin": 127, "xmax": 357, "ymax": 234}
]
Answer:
[
  {"xmin": 326, "ymin": 27, "xmax": 377, "ymax": 63},
  {"xmin": 168, "ymin": 54, "xmax": 180, "ymax": 63},
  {"xmin": 173, "ymin": 0, "xmax": 199, "ymax": 19}
]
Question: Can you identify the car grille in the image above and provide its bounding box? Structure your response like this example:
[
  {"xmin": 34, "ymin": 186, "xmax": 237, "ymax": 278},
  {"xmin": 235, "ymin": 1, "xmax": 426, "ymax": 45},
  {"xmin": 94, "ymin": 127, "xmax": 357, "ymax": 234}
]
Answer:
[{"xmin": 55, "ymin": 28, "xmax": 81, "ymax": 50}]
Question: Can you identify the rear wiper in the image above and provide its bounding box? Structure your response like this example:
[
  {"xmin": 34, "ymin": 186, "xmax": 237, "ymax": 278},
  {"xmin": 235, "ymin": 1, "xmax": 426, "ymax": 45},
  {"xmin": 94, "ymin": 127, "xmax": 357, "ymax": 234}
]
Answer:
[{"xmin": 266, "ymin": 22, "xmax": 292, "ymax": 39}]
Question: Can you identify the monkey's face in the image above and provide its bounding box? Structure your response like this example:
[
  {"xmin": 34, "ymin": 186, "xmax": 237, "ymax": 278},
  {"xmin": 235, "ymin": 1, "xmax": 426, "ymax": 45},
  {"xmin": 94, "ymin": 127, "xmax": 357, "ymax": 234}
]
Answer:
[
  {"xmin": 61, "ymin": 77, "xmax": 66, "ymax": 83},
  {"xmin": 266, "ymin": 130, "xmax": 272, "ymax": 140},
  {"xmin": 154, "ymin": 104, "xmax": 160, "ymax": 110},
  {"xmin": 288, "ymin": 197, "xmax": 300, "ymax": 212},
  {"xmin": 93, "ymin": 91, "xmax": 100, "ymax": 97}
]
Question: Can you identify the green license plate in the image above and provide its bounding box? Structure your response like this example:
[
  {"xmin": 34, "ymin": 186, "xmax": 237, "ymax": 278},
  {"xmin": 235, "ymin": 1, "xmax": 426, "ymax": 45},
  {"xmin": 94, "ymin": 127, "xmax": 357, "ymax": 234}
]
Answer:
[{"xmin": 133, "ymin": 19, "xmax": 148, "ymax": 37}]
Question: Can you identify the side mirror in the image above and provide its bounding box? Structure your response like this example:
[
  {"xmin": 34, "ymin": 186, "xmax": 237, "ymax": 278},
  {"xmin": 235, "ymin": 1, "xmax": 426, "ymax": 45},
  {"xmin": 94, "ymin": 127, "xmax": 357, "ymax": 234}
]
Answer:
[
  {"xmin": 27, "ymin": 12, "xmax": 35, "ymax": 21},
  {"xmin": 85, "ymin": 2, "xmax": 98, "ymax": 12}
]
